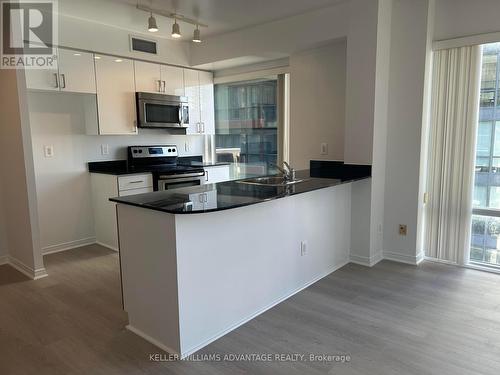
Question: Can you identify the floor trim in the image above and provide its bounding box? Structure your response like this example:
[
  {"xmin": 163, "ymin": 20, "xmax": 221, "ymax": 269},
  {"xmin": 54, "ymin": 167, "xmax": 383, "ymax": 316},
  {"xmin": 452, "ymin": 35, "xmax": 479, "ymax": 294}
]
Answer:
[
  {"xmin": 0, "ymin": 255, "xmax": 8, "ymax": 265},
  {"xmin": 126, "ymin": 325, "xmax": 180, "ymax": 357},
  {"xmin": 425, "ymin": 256, "xmax": 500, "ymax": 275},
  {"xmin": 96, "ymin": 241, "xmax": 119, "ymax": 252},
  {"xmin": 128, "ymin": 259, "xmax": 350, "ymax": 359},
  {"xmin": 7, "ymin": 256, "xmax": 48, "ymax": 280},
  {"xmin": 350, "ymin": 251, "xmax": 383, "ymax": 267},
  {"xmin": 43, "ymin": 237, "xmax": 96, "ymax": 255},
  {"xmin": 180, "ymin": 259, "xmax": 350, "ymax": 359},
  {"xmin": 383, "ymin": 250, "xmax": 424, "ymax": 265}
]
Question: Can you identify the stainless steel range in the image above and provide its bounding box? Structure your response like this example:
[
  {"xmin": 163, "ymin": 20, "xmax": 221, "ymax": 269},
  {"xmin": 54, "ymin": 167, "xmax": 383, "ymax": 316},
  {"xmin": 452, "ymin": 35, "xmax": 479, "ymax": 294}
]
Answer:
[{"xmin": 127, "ymin": 145, "xmax": 205, "ymax": 191}]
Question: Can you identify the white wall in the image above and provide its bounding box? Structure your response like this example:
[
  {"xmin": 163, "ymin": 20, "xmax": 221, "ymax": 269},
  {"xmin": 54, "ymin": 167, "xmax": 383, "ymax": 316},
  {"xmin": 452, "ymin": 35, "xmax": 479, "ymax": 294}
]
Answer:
[
  {"xmin": 57, "ymin": 14, "xmax": 190, "ymax": 66},
  {"xmin": 0, "ymin": 185, "xmax": 8, "ymax": 260},
  {"xmin": 28, "ymin": 92, "xmax": 205, "ymax": 252},
  {"xmin": 289, "ymin": 40, "xmax": 346, "ymax": 170},
  {"xmin": 0, "ymin": 70, "xmax": 45, "ymax": 276},
  {"xmin": 434, "ymin": 0, "xmax": 500, "ymax": 41},
  {"xmin": 190, "ymin": 2, "xmax": 350, "ymax": 67},
  {"xmin": 382, "ymin": 0, "xmax": 433, "ymax": 264}
]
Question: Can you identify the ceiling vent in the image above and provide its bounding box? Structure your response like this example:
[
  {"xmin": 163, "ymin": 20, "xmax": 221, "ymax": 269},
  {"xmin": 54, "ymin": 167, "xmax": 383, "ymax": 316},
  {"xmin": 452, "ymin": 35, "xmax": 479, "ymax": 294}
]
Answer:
[{"xmin": 129, "ymin": 35, "xmax": 158, "ymax": 55}]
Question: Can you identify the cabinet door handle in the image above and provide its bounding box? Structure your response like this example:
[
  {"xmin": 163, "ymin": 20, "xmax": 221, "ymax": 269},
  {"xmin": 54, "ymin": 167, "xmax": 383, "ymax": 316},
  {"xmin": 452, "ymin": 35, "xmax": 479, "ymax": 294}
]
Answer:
[
  {"xmin": 205, "ymin": 170, "xmax": 209, "ymax": 182},
  {"xmin": 60, "ymin": 74, "xmax": 66, "ymax": 89},
  {"xmin": 157, "ymin": 80, "xmax": 162, "ymax": 92},
  {"xmin": 162, "ymin": 81, "xmax": 166, "ymax": 92},
  {"xmin": 129, "ymin": 180, "xmax": 144, "ymax": 184},
  {"xmin": 204, "ymin": 193, "xmax": 208, "ymax": 203},
  {"xmin": 200, "ymin": 122, "xmax": 205, "ymax": 133},
  {"xmin": 53, "ymin": 73, "xmax": 59, "ymax": 88},
  {"xmin": 196, "ymin": 122, "xmax": 200, "ymax": 133}
]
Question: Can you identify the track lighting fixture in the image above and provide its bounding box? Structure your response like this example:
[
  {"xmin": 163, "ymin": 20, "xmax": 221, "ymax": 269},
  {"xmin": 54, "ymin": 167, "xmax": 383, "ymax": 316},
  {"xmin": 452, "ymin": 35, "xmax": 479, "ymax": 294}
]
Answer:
[
  {"xmin": 171, "ymin": 18, "xmax": 181, "ymax": 38},
  {"xmin": 192, "ymin": 25, "xmax": 202, "ymax": 43},
  {"xmin": 148, "ymin": 12, "xmax": 158, "ymax": 32}
]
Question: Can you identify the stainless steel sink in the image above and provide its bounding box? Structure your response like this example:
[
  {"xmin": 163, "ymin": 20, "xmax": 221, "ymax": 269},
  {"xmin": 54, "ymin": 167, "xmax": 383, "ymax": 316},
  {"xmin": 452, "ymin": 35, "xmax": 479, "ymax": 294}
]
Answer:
[{"xmin": 238, "ymin": 176, "xmax": 308, "ymax": 186}]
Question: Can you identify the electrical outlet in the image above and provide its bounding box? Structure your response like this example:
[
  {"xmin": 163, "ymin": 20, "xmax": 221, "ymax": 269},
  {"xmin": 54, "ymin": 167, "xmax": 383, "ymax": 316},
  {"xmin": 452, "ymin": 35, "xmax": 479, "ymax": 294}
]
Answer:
[
  {"xmin": 399, "ymin": 224, "xmax": 407, "ymax": 236},
  {"xmin": 300, "ymin": 241, "xmax": 307, "ymax": 256},
  {"xmin": 101, "ymin": 144, "xmax": 109, "ymax": 155},
  {"xmin": 43, "ymin": 145, "xmax": 54, "ymax": 158},
  {"xmin": 320, "ymin": 143, "xmax": 328, "ymax": 155}
]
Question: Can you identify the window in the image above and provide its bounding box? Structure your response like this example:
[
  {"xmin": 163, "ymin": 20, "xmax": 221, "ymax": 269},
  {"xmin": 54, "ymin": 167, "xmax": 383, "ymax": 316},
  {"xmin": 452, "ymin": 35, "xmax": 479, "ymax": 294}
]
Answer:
[
  {"xmin": 214, "ymin": 78, "xmax": 280, "ymax": 177},
  {"xmin": 471, "ymin": 43, "xmax": 500, "ymax": 267}
]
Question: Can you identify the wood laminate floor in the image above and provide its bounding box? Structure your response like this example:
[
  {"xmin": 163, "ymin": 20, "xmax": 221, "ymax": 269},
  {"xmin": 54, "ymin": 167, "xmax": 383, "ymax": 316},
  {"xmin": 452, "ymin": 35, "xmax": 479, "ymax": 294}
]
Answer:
[{"xmin": 1, "ymin": 245, "xmax": 500, "ymax": 374}]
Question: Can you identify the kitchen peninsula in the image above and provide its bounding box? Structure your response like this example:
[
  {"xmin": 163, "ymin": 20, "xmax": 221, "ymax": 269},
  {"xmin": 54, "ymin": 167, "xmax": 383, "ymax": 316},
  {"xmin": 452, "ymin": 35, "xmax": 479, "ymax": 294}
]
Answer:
[{"xmin": 111, "ymin": 164, "xmax": 370, "ymax": 358}]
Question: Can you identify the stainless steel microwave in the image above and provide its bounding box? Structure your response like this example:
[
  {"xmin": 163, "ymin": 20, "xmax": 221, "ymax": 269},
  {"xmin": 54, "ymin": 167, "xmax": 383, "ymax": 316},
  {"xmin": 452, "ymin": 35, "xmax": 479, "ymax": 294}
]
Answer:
[{"xmin": 136, "ymin": 92, "xmax": 189, "ymax": 129}]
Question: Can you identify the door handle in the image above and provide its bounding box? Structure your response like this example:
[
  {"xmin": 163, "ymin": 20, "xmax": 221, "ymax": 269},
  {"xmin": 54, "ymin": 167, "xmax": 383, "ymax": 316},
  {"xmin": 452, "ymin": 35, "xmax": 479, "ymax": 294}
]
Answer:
[
  {"xmin": 60, "ymin": 74, "xmax": 66, "ymax": 89},
  {"xmin": 53, "ymin": 73, "xmax": 59, "ymax": 88},
  {"xmin": 157, "ymin": 80, "xmax": 162, "ymax": 92},
  {"xmin": 196, "ymin": 123, "xmax": 201, "ymax": 133},
  {"xmin": 205, "ymin": 170, "xmax": 209, "ymax": 182},
  {"xmin": 200, "ymin": 122, "xmax": 205, "ymax": 133},
  {"xmin": 162, "ymin": 81, "xmax": 166, "ymax": 92}
]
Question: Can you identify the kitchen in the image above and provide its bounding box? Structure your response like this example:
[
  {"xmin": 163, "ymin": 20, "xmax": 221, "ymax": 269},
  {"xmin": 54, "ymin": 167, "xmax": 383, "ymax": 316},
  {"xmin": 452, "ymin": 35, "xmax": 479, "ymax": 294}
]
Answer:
[{"xmin": 2, "ymin": 0, "xmax": 500, "ymax": 374}]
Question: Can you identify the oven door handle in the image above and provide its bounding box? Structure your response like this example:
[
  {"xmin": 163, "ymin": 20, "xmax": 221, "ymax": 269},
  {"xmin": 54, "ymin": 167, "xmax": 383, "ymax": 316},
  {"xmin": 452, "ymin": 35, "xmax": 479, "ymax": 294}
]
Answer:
[
  {"xmin": 158, "ymin": 172, "xmax": 205, "ymax": 180},
  {"xmin": 179, "ymin": 105, "xmax": 183, "ymax": 125}
]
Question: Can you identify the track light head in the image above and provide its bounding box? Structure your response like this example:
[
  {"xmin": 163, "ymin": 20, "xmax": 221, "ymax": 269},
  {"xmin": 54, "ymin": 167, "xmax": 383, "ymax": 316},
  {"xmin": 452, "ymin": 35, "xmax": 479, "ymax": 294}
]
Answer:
[
  {"xmin": 171, "ymin": 19, "xmax": 181, "ymax": 38},
  {"xmin": 148, "ymin": 13, "xmax": 158, "ymax": 32},
  {"xmin": 192, "ymin": 25, "xmax": 202, "ymax": 43}
]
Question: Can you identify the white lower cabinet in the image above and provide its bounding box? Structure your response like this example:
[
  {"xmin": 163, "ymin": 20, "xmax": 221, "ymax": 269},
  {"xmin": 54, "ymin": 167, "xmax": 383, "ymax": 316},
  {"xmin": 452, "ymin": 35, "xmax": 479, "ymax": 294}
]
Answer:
[
  {"xmin": 91, "ymin": 173, "xmax": 153, "ymax": 250},
  {"xmin": 203, "ymin": 165, "xmax": 230, "ymax": 184}
]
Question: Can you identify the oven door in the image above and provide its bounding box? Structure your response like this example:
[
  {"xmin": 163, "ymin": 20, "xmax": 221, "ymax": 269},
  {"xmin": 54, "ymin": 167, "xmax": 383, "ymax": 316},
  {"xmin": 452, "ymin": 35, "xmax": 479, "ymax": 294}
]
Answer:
[
  {"xmin": 157, "ymin": 172, "xmax": 205, "ymax": 191},
  {"xmin": 138, "ymin": 98, "xmax": 186, "ymax": 128}
]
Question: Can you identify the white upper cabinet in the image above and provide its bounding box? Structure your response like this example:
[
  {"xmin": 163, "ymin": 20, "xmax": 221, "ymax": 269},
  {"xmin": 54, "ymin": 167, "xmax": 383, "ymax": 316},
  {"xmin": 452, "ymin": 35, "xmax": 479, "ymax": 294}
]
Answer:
[
  {"xmin": 134, "ymin": 61, "xmax": 162, "ymax": 93},
  {"xmin": 184, "ymin": 68, "xmax": 215, "ymax": 135},
  {"xmin": 25, "ymin": 64, "xmax": 60, "ymax": 91},
  {"xmin": 199, "ymin": 71, "xmax": 215, "ymax": 135},
  {"xmin": 26, "ymin": 48, "xmax": 96, "ymax": 93},
  {"xmin": 184, "ymin": 68, "xmax": 201, "ymax": 134},
  {"xmin": 135, "ymin": 62, "xmax": 184, "ymax": 96},
  {"xmin": 161, "ymin": 65, "xmax": 184, "ymax": 96},
  {"xmin": 94, "ymin": 55, "xmax": 137, "ymax": 135},
  {"xmin": 57, "ymin": 49, "xmax": 96, "ymax": 93}
]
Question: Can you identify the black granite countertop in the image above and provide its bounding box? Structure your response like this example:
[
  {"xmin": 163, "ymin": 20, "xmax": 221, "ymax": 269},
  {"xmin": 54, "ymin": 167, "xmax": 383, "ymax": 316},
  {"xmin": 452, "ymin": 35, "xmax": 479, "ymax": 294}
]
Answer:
[
  {"xmin": 88, "ymin": 157, "xmax": 230, "ymax": 176},
  {"xmin": 110, "ymin": 169, "xmax": 371, "ymax": 214}
]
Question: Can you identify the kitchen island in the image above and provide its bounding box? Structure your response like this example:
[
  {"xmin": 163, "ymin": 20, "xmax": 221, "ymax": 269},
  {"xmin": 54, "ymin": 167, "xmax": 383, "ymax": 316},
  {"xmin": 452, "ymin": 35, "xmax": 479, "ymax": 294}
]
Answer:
[{"xmin": 111, "ymin": 168, "xmax": 370, "ymax": 358}]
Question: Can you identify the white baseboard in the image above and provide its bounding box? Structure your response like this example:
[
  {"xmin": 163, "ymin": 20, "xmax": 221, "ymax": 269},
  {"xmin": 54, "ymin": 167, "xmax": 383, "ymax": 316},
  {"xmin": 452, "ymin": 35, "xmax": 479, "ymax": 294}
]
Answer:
[
  {"xmin": 126, "ymin": 325, "xmax": 180, "ymax": 357},
  {"xmin": 43, "ymin": 237, "xmax": 96, "ymax": 255},
  {"xmin": 96, "ymin": 241, "xmax": 119, "ymax": 252},
  {"xmin": 0, "ymin": 255, "xmax": 8, "ymax": 265},
  {"xmin": 128, "ymin": 259, "xmax": 350, "ymax": 359},
  {"xmin": 350, "ymin": 251, "xmax": 383, "ymax": 267},
  {"xmin": 383, "ymin": 250, "xmax": 425, "ymax": 265},
  {"xmin": 7, "ymin": 256, "xmax": 48, "ymax": 280}
]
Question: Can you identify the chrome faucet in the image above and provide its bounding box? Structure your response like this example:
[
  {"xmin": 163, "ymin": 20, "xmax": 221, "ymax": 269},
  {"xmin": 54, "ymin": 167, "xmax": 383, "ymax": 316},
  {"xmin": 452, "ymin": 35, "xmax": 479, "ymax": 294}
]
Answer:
[{"xmin": 273, "ymin": 161, "xmax": 296, "ymax": 181}]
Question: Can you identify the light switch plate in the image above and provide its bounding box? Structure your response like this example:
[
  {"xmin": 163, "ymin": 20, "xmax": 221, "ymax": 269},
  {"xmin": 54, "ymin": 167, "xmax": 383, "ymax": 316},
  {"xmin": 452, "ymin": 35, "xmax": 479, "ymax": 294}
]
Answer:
[
  {"xmin": 320, "ymin": 143, "xmax": 328, "ymax": 155},
  {"xmin": 101, "ymin": 144, "xmax": 109, "ymax": 155},
  {"xmin": 44, "ymin": 145, "xmax": 54, "ymax": 158}
]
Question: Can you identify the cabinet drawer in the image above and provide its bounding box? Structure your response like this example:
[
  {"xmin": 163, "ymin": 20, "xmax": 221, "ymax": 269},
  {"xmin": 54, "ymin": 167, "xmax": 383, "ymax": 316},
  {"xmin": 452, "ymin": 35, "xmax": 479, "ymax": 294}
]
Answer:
[
  {"xmin": 118, "ymin": 187, "xmax": 153, "ymax": 197},
  {"xmin": 118, "ymin": 174, "xmax": 153, "ymax": 191}
]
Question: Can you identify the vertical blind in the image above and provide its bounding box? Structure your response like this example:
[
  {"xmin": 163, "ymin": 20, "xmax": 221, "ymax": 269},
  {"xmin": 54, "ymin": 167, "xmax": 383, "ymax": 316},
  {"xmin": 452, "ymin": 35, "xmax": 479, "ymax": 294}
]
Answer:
[{"xmin": 425, "ymin": 45, "xmax": 481, "ymax": 264}]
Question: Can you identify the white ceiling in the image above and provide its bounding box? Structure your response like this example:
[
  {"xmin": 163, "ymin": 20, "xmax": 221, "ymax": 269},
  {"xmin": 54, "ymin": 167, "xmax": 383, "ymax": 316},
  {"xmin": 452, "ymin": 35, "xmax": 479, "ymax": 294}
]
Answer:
[{"xmin": 58, "ymin": 0, "xmax": 345, "ymax": 41}]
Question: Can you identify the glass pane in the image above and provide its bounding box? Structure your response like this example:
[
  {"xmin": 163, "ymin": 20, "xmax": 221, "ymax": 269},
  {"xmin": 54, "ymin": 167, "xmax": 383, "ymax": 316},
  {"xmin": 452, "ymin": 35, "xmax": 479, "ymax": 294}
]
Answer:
[
  {"xmin": 477, "ymin": 122, "xmax": 492, "ymax": 156},
  {"xmin": 214, "ymin": 78, "xmax": 278, "ymax": 178},
  {"xmin": 470, "ymin": 215, "xmax": 500, "ymax": 266},
  {"xmin": 473, "ymin": 186, "xmax": 487, "ymax": 207},
  {"xmin": 480, "ymin": 90, "xmax": 495, "ymax": 107},
  {"xmin": 481, "ymin": 53, "xmax": 497, "ymax": 90},
  {"xmin": 471, "ymin": 44, "xmax": 500, "ymax": 267}
]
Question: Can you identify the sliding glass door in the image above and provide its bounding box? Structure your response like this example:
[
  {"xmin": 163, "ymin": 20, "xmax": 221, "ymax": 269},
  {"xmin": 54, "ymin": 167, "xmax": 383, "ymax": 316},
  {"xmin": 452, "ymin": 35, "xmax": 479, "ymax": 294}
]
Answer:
[{"xmin": 471, "ymin": 43, "xmax": 500, "ymax": 267}]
